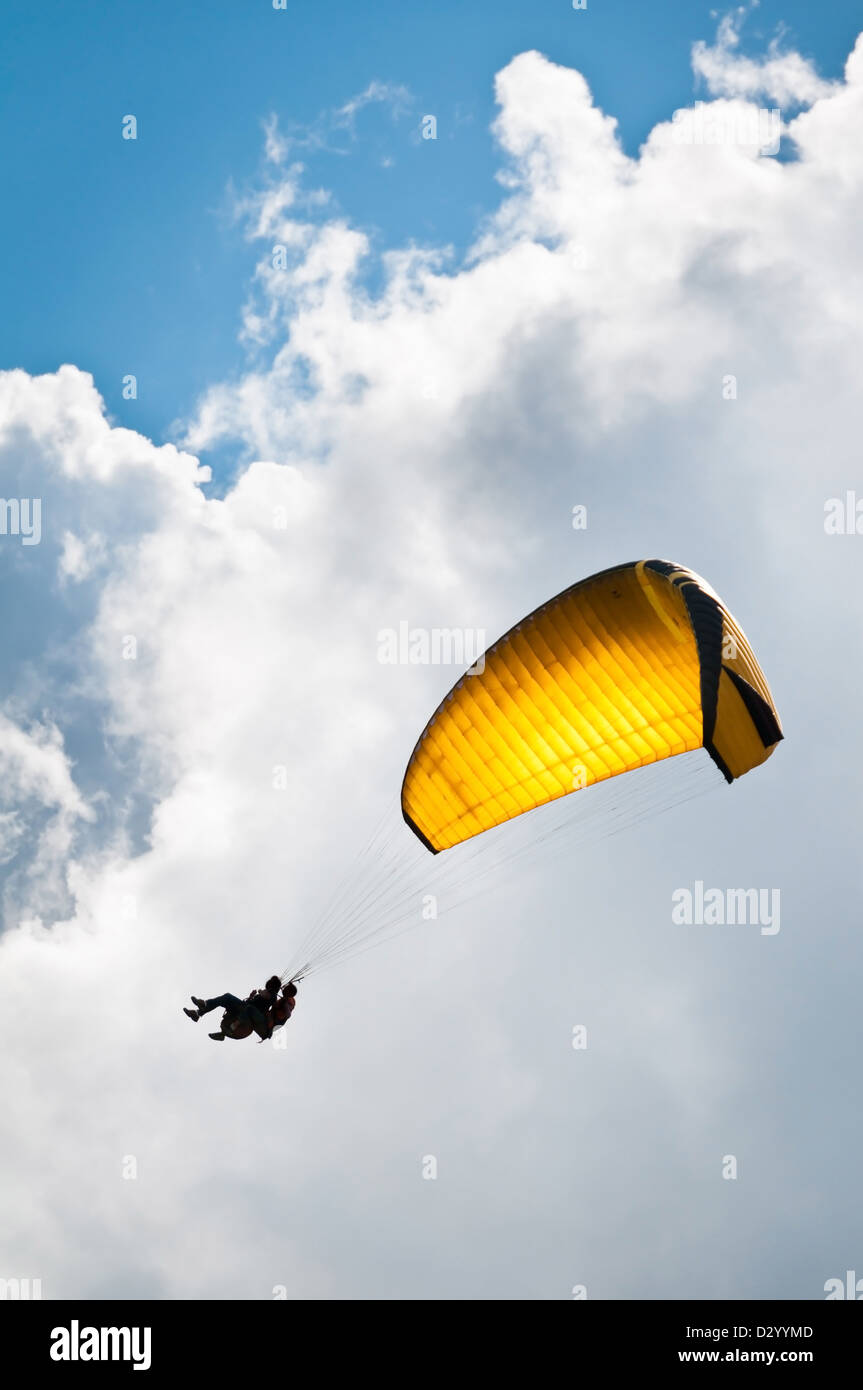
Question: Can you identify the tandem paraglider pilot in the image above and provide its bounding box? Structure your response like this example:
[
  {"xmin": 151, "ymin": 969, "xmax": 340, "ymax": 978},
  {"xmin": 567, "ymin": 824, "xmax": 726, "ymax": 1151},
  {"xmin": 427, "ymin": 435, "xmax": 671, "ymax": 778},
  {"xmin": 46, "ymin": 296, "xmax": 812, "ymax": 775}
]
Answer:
[{"xmin": 184, "ymin": 977, "xmax": 298, "ymax": 1042}]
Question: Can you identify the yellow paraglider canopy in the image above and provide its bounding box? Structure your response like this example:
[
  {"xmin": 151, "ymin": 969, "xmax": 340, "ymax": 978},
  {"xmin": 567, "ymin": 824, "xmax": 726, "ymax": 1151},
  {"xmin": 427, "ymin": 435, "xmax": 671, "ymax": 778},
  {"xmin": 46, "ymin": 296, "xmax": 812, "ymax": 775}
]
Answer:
[{"xmin": 401, "ymin": 560, "xmax": 782, "ymax": 853}]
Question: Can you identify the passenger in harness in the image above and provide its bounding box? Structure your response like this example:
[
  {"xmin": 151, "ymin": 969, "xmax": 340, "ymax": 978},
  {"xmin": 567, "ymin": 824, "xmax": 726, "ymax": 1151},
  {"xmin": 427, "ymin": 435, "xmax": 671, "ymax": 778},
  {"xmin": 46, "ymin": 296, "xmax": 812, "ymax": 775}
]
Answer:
[
  {"xmin": 267, "ymin": 981, "xmax": 298, "ymax": 1035},
  {"xmin": 183, "ymin": 976, "xmax": 283, "ymax": 1042}
]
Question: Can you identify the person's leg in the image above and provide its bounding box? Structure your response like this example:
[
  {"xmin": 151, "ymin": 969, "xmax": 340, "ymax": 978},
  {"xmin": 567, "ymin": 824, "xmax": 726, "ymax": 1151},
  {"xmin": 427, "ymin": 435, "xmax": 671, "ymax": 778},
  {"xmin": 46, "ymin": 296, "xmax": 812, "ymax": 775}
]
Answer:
[
  {"xmin": 246, "ymin": 1003, "xmax": 270, "ymax": 1041},
  {"xmin": 197, "ymin": 993, "xmax": 243, "ymax": 1017}
]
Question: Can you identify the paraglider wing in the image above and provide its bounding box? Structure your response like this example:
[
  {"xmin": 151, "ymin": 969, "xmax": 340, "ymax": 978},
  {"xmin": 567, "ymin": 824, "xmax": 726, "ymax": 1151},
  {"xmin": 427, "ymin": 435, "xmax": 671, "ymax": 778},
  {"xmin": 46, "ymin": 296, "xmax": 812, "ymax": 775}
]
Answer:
[{"xmin": 400, "ymin": 560, "xmax": 782, "ymax": 853}]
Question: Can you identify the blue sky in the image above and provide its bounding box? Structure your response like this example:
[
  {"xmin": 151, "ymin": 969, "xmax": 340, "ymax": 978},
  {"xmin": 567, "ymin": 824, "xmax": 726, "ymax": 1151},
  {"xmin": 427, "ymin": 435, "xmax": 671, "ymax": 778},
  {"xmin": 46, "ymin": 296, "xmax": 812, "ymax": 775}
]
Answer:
[
  {"xmin": 2, "ymin": 3, "xmax": 863, "ymax": 1301},
  {"xmin": 2, "ymin": 0, "xmax": 859, "ymax": 455}
]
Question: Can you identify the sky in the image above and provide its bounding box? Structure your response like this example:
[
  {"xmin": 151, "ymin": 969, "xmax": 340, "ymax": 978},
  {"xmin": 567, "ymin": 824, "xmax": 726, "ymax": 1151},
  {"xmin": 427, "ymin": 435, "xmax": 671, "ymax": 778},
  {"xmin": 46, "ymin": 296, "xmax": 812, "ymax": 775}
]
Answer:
[{"xmin": 0, "ymin": 1, "xmax": 862, "ymax": 1300}]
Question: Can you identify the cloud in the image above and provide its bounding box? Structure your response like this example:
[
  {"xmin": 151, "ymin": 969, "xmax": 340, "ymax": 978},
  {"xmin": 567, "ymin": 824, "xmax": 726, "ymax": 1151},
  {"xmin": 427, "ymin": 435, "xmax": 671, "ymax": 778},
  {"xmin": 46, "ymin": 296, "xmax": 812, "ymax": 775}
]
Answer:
[
  {"xmin": 333, "ymin": 79, "xmax": 412, "ymax": 131},
  {"xmin": 692, "ymin": 8, "xmax": 837, "ymax": 104},
  {"xmin": 0, "ymin": 714, "xmax": 89, "ymax": 818},
  {"xmin": 58, "ymin": 529, "xmax": 107, "ymax": 583},
  {"xmin": 262, "ymin": 80, "xmax": 413, "ymax": 164},
  {"xmin": 2, "ymin": 27, "xmax": 863, "ymax": 1299},
  {"xmin": 0, "ymin": 712, "xmax": 94, "ymax": 920}
]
